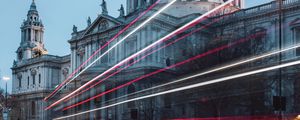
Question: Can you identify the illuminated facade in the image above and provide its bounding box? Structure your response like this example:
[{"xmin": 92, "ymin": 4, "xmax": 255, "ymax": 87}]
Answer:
[
  {"xmin": 65, "ymin": 0, "xmax": 229, "ymax": 119},
  {"xmin": 10, "ymin": 1, "xmax": 70, "ymax": 120},
  {"xmin": 11, "ymin": 0, "xmax": 300, "ymax": 120}
]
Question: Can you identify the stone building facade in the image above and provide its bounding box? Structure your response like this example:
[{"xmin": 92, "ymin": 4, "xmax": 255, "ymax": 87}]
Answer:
[
  {"xmin": 63, "ymin": 0, "xmax": 236, "ymax": 119},
  {"xmin": 61, "ymin": 0, "xmax": 300, "ymax": 119},
  {"xmin": 10, "ymin": 1, "xmax": 70, "ymax": 120},
  {"xmin": 10, "ymin": 0, "xmax": 300, "ymax": 120}
]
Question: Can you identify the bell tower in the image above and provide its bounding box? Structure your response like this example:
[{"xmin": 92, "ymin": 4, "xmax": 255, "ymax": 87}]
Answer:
[{"xmin": 17, "ymin": 0, "xmax": 47, "ymax": 61}]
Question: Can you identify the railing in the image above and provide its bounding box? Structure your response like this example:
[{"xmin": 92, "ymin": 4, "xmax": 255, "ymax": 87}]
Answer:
[
  {"xmin": 283, "ymin": 0, "xmax": 300, "ymax": 5},
  {"xmin": 12, "ymin": 87, "xmax": 49, "ymax": 94},
  {"xmin": 15, "ymin": 55, "xmax": 69, "ymax": 67},
  {"xmin": 217, "ymin": 0, "xmax": 300, "ymax": 22},
  {"xmin": 147, "ymin": 10, "xmax": 178, "ymax": 25},
  {"xmin": 244, "ymin": 1, "xmax": 275, "ymax": 15}
]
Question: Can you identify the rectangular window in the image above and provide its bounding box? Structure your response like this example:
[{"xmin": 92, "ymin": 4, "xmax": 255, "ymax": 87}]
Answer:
[
  {"xmin": 35, "ymin": 30, "xmax": 38, "ymax": 42},
  {"xmin": 19, "ymin": 78, "xmax": 21, "ymax": 88},
  {"xmin": 32, "ymin": 75, "xmax": 35, "ymax": 85},
  {"xmin": 32, "ymin": 101, "xmax": 35, "ymax": 116},
  {"xmin": 38, "ymin": 74, "xmax": 41, "ymax": 84},
  {"xmin": 101, "ymin": 42, "xmax": 108, "ymax": 64},
  {"xmin": 28, "ymin": 29, "xmax": 31, "ymax": 41},
  {"xmin": 27, "ymin": 76, "xmax": 29, "ymax": 86}
]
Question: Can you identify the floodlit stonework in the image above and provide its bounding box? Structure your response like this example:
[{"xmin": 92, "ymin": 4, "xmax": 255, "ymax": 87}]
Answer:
[{"xmin": 11, "ymin": 0, "xmax": 300, "ymax": 120}]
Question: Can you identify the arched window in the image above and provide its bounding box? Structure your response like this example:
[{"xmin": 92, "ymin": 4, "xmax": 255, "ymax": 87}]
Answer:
[
  {"xmin": 30, "ymin": 69, "xmax": 37, "ymax": 86},
  {"xmin": 166, "ymin": 57, "xmax": 171, "ymax": 66},
  {"xmin": 18, "ymin": 51, "xmax": 23, "ymax": 60},
  {"xmin": 76, "ymin": 46, "xmax": 85, "ymax": 71},
  {"xmin": 17, "ymin": 73, "xmax": 22, "ymax": 88}
]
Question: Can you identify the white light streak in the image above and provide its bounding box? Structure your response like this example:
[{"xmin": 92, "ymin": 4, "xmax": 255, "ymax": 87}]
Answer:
[
  {"xmin": 54, "ymin": 0, "xmax": 232, "ymax": 106},
  {"xmin": 63, "ymin": 0, "xmax": 177, "ymax": 88},
  {"xmin": 54, "ymin": 59, "xmax": 300, "ymax": 120},
  {"xmin": 46, "ymin": 0, "xmax": 177, "ymax": 109},
  {"xmin": 104, "ymin": 44, "xmax": 300, "ymax": 103}
]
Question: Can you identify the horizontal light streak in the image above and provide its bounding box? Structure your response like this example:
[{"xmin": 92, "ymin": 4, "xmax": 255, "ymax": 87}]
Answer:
[{"xmin": 54, "ymin": 59, "xmax": 300, "ymax": 120}]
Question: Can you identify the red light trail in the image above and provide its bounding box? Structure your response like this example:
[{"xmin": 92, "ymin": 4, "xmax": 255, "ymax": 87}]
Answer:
[
  {"xmin": 45, "ymin": 0, "xmax": 235, "ymax": 110},
  {"xmin": 100, "ymin": 41, "xmax": 300, "ymax": 106},
  {"xmin": 44, "ymin": 0, "xmax": 161, "ymax": 101},
  {"xmin": 62, "ymin": 31, "xmax": 265, "ymax": 111},
  {"xmin": 54, "ymin": 57, "xmax": 300, "ymax": 119},
  {"xmin": 63, "ymin": 10, "xmax": 236, "ymax": 102}
]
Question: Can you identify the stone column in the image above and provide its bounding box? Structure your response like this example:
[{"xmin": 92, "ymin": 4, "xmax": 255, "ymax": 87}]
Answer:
[
  {"xmin": 293, "ymin": 28, "xmax": 297, "ymax": 56},
  {"xmin": 31, "ymin": 29, "xmax": 34, "ymax": 42},
  {"xmin": 71, "ymin": 50, "xmax": 74, "ymax": 72},
  {"xmin": 38, "ymin": 30, "xmax": 41, "ymax": 42},
  {"xmin": 90, "ymin": 43, "xmax": 92, "ymax": 64},
  {"xmin": 41, "ymin": 30, "xmax": 44, "ymax": 43},
  {"xmin": 152, "ymin": 28, "xmax": 157, "ymax": 63},
  {"xmin": 85, "ymin": 45, "xmax": 88, "ymax": 67},
  {"xmin": 101, "ymin": 85, "xmax": 106, "ymax": 119},
  {"xmin": 137, "ymin": 0, "xmax": 141, "ymax": 9},
  {"xmin": 27, "ymin": 29, "xmax": 30, "ymax": 41}
]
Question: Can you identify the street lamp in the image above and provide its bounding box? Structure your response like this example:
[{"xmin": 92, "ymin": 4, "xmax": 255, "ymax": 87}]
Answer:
[
  {"xmin": 294, "ymin": 115, "xmax": 300, "ymax": 120},
  {"xmin": 2, "ymin": 76, "xmax": 10, "ymax": 106}
]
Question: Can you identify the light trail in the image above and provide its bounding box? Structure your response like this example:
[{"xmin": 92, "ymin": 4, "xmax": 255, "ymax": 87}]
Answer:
[
  {"xmin": 44, "ymin": 0, "xmax": 161, "ymax": 101},
  {"xmin": 45, "ymin": 0, "xmax": 177, "ymax": 110},
  {"xmin": 101, "ymin": 44, "xmax": 300, "ymax": 105},
  {"xmin": 54, "ymin": 59, "xmax": 300, "ymax": 120},
  {"xmin": 63, "ymin": 9, "xmax": 236, "ymax": 102},
  {"xmin": 55, "ymin": 0, "xmax": 237, "ymax": 110},
  {"xmin": 62, "ymin": 31, "xmax": 264, "ymax": 111}
]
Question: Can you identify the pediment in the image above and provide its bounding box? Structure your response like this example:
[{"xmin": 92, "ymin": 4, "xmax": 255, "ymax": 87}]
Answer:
[{"xmin": 83, "ymin": 15, "xmax": 123, "ymax": 36}]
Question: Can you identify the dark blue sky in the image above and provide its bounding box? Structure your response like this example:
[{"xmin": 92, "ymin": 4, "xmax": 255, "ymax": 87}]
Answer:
[{"xmin": 0, "ymin": 0, "xmax": 272, "ymax": 92}]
